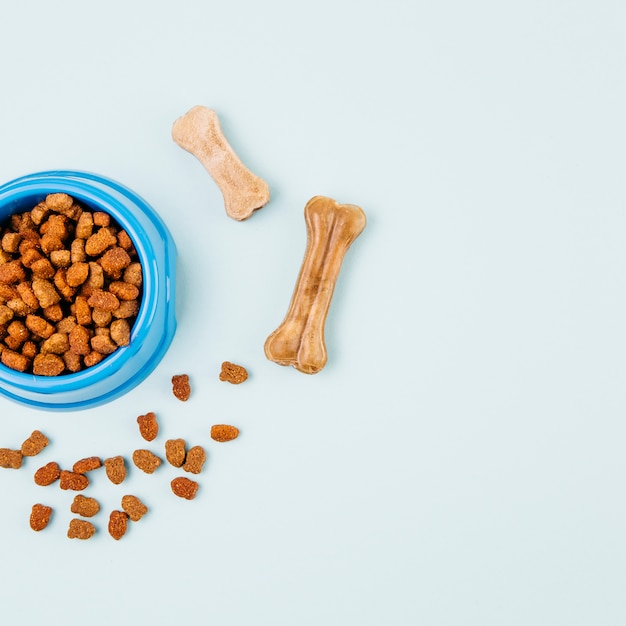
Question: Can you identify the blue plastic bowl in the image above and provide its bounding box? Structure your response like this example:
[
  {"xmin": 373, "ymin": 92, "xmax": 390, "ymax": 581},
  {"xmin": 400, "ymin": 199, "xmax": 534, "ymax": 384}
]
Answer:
[{"xmin": 0, "ymin": 171, "xmax": 177, "ymax": 411}]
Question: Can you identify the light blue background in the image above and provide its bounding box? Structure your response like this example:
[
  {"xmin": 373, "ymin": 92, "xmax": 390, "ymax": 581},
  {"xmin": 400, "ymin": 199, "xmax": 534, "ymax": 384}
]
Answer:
[{"xmin": 1, "ymin": 1, "xmax": 625, "ymax": 624}]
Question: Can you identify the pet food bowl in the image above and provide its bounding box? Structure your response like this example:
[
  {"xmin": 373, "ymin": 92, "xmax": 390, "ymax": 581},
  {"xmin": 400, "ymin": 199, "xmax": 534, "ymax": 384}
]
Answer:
[{"xmin": 0, "ymin": 170, "xmax": 177, "ymax": 411}]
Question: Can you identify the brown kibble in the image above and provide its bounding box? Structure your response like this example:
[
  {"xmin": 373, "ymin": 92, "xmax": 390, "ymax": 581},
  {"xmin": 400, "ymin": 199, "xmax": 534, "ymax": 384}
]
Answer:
[
  {"xmin": 59, "ymin": 470, "xmax": 89, "ymax": 491},
  {"xmin": 90, "ymin": 333, "xmax": 117, "ymax": 355},
  {"xmin": 70, "ymin": 495, "xmax": 100, "ymax": 517},
  {"xmin": 1, "ymin": 232, "xmax": 21, "ymax": 253},
  {"xmin": 123, "ymin": 262, "xmax": 143, "ymax": 287},
  {"xmin": 68, "ymin": 325, "xmax": 91, "ymax": 356},
  {"xmin": 34, "ymin": 461, "xmax": 61, "ymax": 486},
  {"xmin": 42, "ymin": 303, "xmax": 64, "ymax": 322},
  {"xmin": 32, "ymin": 278, "xmax": 61, "ymax": 308},
  {"xmin": 104, "ymin": 456, "xmax": 126, "ymax": 484},
  {"xmin": 92, "ymin": 308, "xmax": 112, "ymax": 328},
  {"xmin": 132, "ymin": 449, "xmax": 161, "ymax": 474},
  {"xmin": 25, "ymin": 314, "xmax": 55, "ymax": 339},
  {"xmin": 0, "ymin": 304, "xmax": 13, "ymax": 325},
  {"xmin": 66, "ymin": 262, "xmax": 90, "ymax": 287},
  {"xmin": 85, "ymin": 227, "xmax": 117, "ymax": 256},
  {"xmin": 210, "ymin": 424, "xmax": 240, "ymax": 442},
  {"xmin": 67, "ymin": 518, "xmax": 95, "ymax": 540},
  {"xmin": 183, "ymin": 445, "xmax": 206, "ymax": 475},
  {"xmin": 165, "ymin": 439, "xmax": 186, "ymax": 468},
  {"xmin": 219, "ymin": 361, "xmax": 248, "ymax": 384},
  {"xmin": 45, "ymin": 193, "xmax": 73, "ymax": 213},
  {"xmin": 39, "ymin": 234, "xmax": 64, "ymax": 255},
  {"xmin": 33, "ymin": 353, "xmax": 65, "ymax": 376},
  {"xmin": 83, "ymin": 351, "xmax": 104, "ymax": 367},
  {"xmin": 75, "ymin": 212, "xmax": 93, "ymax": 239},
  {"xmin": 30, "ymin": 503, "xmax": 53, "ymax": 531},
  {"xmin": 21, "ymin": 341, "xmax": 37, "ymax": 360},
  {"xmin": 70, "ymin": 238, "xmax": 86, "ymax": 264},
  {"xmin": 16, "ymin": 283, "xmax": 40, "ymax": 310},
  {"xmin": 110, "ymin": 318, "xmax": 130, "ymax": 346},
  {"xmin": 137, "ymin": 412, "xmax": 158, "ymax": 442},
  {"xmin": 99, "ymin": 247, "xmax": 131, "ymax": 279},
  {"xmin": 53, "ymin": 268, "xmax": 76, "ymax": 301},
  {"xmin": 93, "ymin": 211, "xmax": 110, "ymax": 227},
  {"xmin": 87, "ymin": 289, "xmax": 119, "ymax": 312},
  {"xmin": 111, "ymin": 299, "xmax": 139, "ymax": 319},
  {"xmin": 172, "ymin": 374, "xmax": 191, "ymax": 401},
  {"xmin": 74, "ymin": 295, "xmax": 92, "ymax": 326},
  {"xmin": 50, "ymin": 249, "xmax": 71, "ymax": 268},
  {"xmin": 56, "ymin": 314, "xmax": 77, "ymax": 334},
  {"xmin": 0, "ymin": 284, "xmax": 19, "ymax": 302},
  {"xmin": 72, "ymin": 456, "xmax": 102, "ymax": 474},
  {"xmin": 117, "ymin": 230, "xmax": 133, "ymax": 251},
  {"xmin": 1, "ymin": 348, "xmax": 30, "ymax": 372},
  {"xmin": 0, "ymin": 260, "xmax": 26, "ymax": 284},
  {"xmin": 30, "ymin": 257, "xmax": 56, "ymax": 279},
  {"xmin": 6, "ymin": 297, "xmax": 34, "ymax": 317},
  {"xmin": 121, "ymin": 495, "xmax": 148, "ymax": 522},
  {"xmin": 21, "ymin": 430, "xmax": 49, "ymax": 457},
  {"xmin": 0, "ymin": 448, "xmax": 23, "ymax": 469},
  {"xmin": 40, "ymin": 332, "xmax": 70, "ymax": 355},
  {"xmin": 171, "ymin": 477, "xmax": 199, "ymax": 500},
  {"xmin": 108, "ymin": 510, "xmax": 129, "ymax": 540},
  {"xmin": 109, "ymin": 281, "xmax": 139, "ymax": 301},
  {"xmin": 63, "ymin": 350, "xmax": 82, "ymax": 372},
  {"xmin": 7, "ymin": 320, "xmax": 29, "ymax": 344}
]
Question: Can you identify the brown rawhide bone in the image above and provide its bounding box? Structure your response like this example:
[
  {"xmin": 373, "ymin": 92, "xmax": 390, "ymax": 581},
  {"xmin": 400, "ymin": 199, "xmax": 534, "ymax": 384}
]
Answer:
[
  {"xmin": 171, "ymin": 105, "xmax": 270, "ymax": 221},
  {"xmin": 264, "ymin": 196, "xmax": 366, "ymax": 374}
]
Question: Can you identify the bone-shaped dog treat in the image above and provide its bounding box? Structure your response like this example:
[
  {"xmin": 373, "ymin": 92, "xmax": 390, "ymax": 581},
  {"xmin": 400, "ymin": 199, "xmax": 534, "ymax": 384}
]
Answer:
[
  {"xmin": 264, "ymin": 196, "xmax": 366, "ymax": 374},
  {"xmin": 172, "ymin": 105, "xmax": 270, "ymax": 221}
]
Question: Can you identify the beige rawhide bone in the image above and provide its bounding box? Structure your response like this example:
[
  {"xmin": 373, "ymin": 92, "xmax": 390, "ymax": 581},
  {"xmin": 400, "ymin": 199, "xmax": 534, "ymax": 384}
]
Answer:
[
  {"xmin": 172, "ymin": 105, "xmax": 270, "ymax": 221},
  {"xmin": 264, "ymin": 196, "xmax": 366, "ymax": 374}
]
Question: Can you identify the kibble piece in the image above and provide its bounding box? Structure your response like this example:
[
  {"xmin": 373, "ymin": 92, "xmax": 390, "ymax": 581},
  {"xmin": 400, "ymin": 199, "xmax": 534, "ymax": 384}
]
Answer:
[
  {"xmin": 108, "ymin": 510, "xmax": 129, "ymax": 540},
  {"xmin": 59, "ymin": 470, "xmax": 89, "ymax": 491},
  {"xmin": 91, "ymin": 333, "xmax": 117, "ymax": 355},
  {"xmin": 31, "ymin": 257, "xmax": 56, "ymax": 279},
  {"xmin": 87, "ymin": 289, "xmax": 119, "ymax": 312},
  {"xmin": 68, "ymin": 325, "xmax": 91, "ymax": 356},
  {"xmin": 110, "ymin": 318, "xmax": 130, "ymax": 346},
  {"xmin": 70, "ymin": 239, "xmax": 87, "ymax": 264},
  {"xmin": 16, "ymin": 282, "xmax": 40, "ymax": 309},
  {"xmin": 1, "ymin": 348, "xmax": 29, "ymax": 372},
  {"xmin": 21, "ymin": 430, "xmax": 49, "ymax": 457},
  {"xmin": 137, "ymin": 412, "xmax": 158, "ymax": 442},
  {"xmin": 72, "ymin": 456, "xmax": 102, "ymax": 474},
  {"xmin": 121, "ymin": 495, "xmax": 148, "ymax": 522},
  {"xmin": 66, "ymin": 262, "xmax": 90, "ymax": 287},
  {"xmin": 123, "ymin": 262, "xmax": 142, "ymax": 287},
  {"xmin": 45, "ymin": 192, "xmax": 73, "ymax": 213},
  {"xmin": 210, "ymin": 424, "xmax": 240, "ymax": 442},
  {"xmin": 31, "ymin": 278, "xmax": 61, "ymax": 308},
  {"xmin": 42, "ymin": 303, "xmax": 64, "ymax": 322},
  {"xmin": 99, "ymin": 247, "xmax": 131, "ymax": 278},
  {"xmin": 93, "ymin": 211, "xmax": 110, "ymax": 227},
  {"xmin": 0, "ymin": 304, "xmax": 14, "ymax": 325},
  {"xmin": 0, "ymin": 448, "xmax": 23, "ymax": 469},
  {"xmin": 21, "ymin": 341, "xmax": 37, "ymax": 360},
  {"xmin": 85, "ymin": 227, "xmax": 117, "ymax": 256},
  {"xmin": 34, "ymin": 461, "xmax": 61, "ymax": 486},
  {"xmin": 75, "ymin": 212, "xmax": 93, "ymax": 239},
  {"xmin": 50, "ymin": 249, "xmax": 71, "ymax": 268},
  {"xmin": 25, "ymin": 314, "xmax": 55, "ymax": 339},
  {"xmin": 83, "ymin": 351, "xmax": 104, "ymax": 368},
  {"xmin": 40, "ymin": 332, "xmax": 70, "ymax": 355},
  {"xmin": 109, "ymin": 281, "xmax": 139, "ymax": 301},
  {"xmin": 132, "ymin": 449, "xmax": 161, "ymax": 474},
  {"xmin": 104, "ymin": 456, "xmax": 126, "ymax": 484},
  {"xmin": 73, "ymin": 295, "xmax": 92, "ymax": 326},
  {"xmin": 183, "ymin": 446, "xmax": 206, "ymax": 475},
  {"xmin": 171, "ymin": 477, "xmax": 199, "ymax": 500},
  {"xmin": 70, "ymin": 495, "xmax": 100, "ymax": 518},
  {"xmin": 165, "ymin": 439, "xmax": 186, "ymax": 468},
  {"xmin": 0, "ymin": 260, "xmax": 26, "ymax": 284},
  {"xmin": 30, "ymin": 504, "xmax": 53, "ymax": 531},
  {"xmin": 67, "ymin": 518, "xmax": 95, "ymax": 540},
  {"xmin": 1, "ymin": 232, "xmax": 21, "ymax": 253},
  {"xmin": 219, "ymin": 361, "xmax": 248, "ymax": 384},
  {"xmin": 112, "ymin": 299, "xmax": 139, "ymax": 319},
  {"xmin": 33, "ymin": 353, "xmax": 65, "ymax": 376},
  {"xmin": 63, "ymin": 350, "xmax": 82, "ymax": 373},
  {"xmin": 172, "ymin": 374, "xmax": 191, "ymax": 401}
]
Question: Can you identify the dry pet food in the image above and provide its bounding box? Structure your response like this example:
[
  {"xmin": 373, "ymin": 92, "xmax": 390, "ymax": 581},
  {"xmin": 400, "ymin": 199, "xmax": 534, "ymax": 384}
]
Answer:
[
  {"xmin": 121, "ymin": 495, "xmax": 148, "ymax": 522},
  {"xmin": 70, "ymin": 495, "xmax": 100, "ymax": 518},
  {"xmin": 172, "ymin": 105, "xmax": 270, "ymax": 221},
  {"xmin": 183, "ymin": 445, "xmax": 206, "ymax": 475},
  {"xmin": 0, "ymin": 193, "xmax": 143, "ymax": 375},
  {"xmin": 104, "ymin": 456, "xmax": 126, "ymax": 484},
  {"xmin": 21, "ymin": 430, "xmax": 49, "ymax": 456},
  {"xmin": 67, "ymin": 518, "xmax": 95, "ymax": 540},
  {"xmin": 0, "ymin": 448, "xmax": 22, "ymax": 469},
  {"xmin": 264, "ymin": 196, "xmax": 366, "ymax": 374},
  {"xmin": 137, "ymin": 412, "xmax": 158, "ymax": 441},
  {"xmin": 165, "ymin": 438, "xmax": 186, "ymax": 467},
  {"xmin": 30, "ymin": 503, "xmax": 53, "ymax": 531},
  {"xmin": 59, "ymin": 470, "xmax": 89, "ymax": 491},
  {"xmin": 171, "ymin": 476, "xmax": 199, "ymax": 500},
  {"xmin": 210, "ymin": 424, "xmax": 240, "ymax": 442},
  {"xmin": 34, "ymin": 461, "xmax": 61, "ymax": 486},
  {"xmin": 171, "ymin": 374, "xmax": 191, "ymax": 401},
  {"xmin": 132, "ymin": 449, "xmax": 161, "ymax": 474},
  {"xmin": 72, "ymin": 456, "xmax": 102, "ymax": 473},
  {"xmin": 108, "ymin": 510, "xmax": 129, "ymax": 540},
  {"xmin": 219, "ymin": 361, "xmax": 248, "ymax": 384}
]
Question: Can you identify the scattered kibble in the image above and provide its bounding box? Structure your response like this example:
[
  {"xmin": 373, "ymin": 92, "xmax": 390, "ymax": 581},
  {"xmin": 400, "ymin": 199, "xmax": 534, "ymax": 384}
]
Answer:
[
  {"xmin": 59, "ymin": 470, "xmax": 89, "ymax": 491},
  {"xmin": 137, "ymin": 412, "xmax": 158, "ymax": 442},
  {"xmin": 20, "ymin": 430, "xmax": 49, "ymax": 457},
  {"xmin": 104, "ymin": 456, "xmax": 126, "ymax": 484},
  {"xmin": 171, "ymin": 477, "xmax": 199, "ymax": 500},
  {"xmin": 30, "ymin": 503, "xmax": 53, "ymax": 531},
  {"xmin": 183, "ymin": 445, "xmax": 206, "ymax": 475},
  {"xmin": 210, "ymin": 424, "xmax": 240, "ymax": 442},
  {"xmin": 165, "ymin": 439, "xmax": 186, "ymax": 468},
  {"xmin": 67, "ymin": 518, "xmax": 95, "ymax": 540},
  {"xmin": 0, "ymin": 448, "xmax": 22, "ymax": 469},
  {"xmin": 171, "ymin": 374, "xmax": 191, "ymax": 401},
  {"xmin": 121, "ymin": 495, "xmax": 148, "ymax": 522},
  {"xmin": 108, "ymin": 510, "xmax": 129, "ymax": 540},
  {"xmin": 34, "ymin": 461, "xmax": 61, "ymax": 486},
  {"xmin": 219, "ymin": 361, "xmax": 248, "ymax": 384},
  {"xmin": 72, "ymin": 456, "xmax": 102, "ymax": 473},
  {"xmin": 132, "ymin": 449, "xmax": 161, "ymax": 474},
  {"xmin": 70, "ymin": 495, "xmax": 100, "ymax": 518}
]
